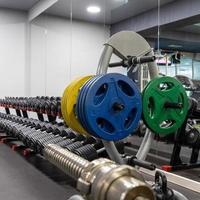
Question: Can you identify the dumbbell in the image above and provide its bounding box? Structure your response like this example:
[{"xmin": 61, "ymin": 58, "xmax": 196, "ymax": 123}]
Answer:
[
  {"xmin": 34, "ymin": 128, "xmax": 83, "ymax": 153},
  {"xmin": 73, "ymin": 141, "xmax": 124, "ymax": 161},
  {"xmin": 0, "ymin": 99, "xmax": 3, "ymax": 106},
  {"xmin": 33, "ymin": 126, "xmax": 96, "ymax": 153},
  {"xmin": 7, "ymin": 116, "xmax": 26, "ymax": 123},
  {"xmin": 25, "ymin": 122, "xmax": 63, "ymax": 140},
  {"xmin": 23, "ymin": 123, "xmax": 69, "ymax": 148},
  {"xmin": 34, "ymin": 100, "xmax": 44, "ymax": 112},
  {"xmin": 36, "ymin": 133, "xmax": 100, "ymax": 154},
  {"xmin": 4, "ymin": 116, "xmax": 32, "ymax": 129},
  {"xmin": 0, "ymin": 119, "xmax": 21, "ymax": 135},
  {"xmin": 38, "ymin": 97, "xmax": 51, "ymax": 114},
  {"xmin": 50, "ymin": 97, "xmax": 61, "ymax": 116},
  {"xmin": 14, "ymin": 98, "xmax": 20, "ymax": 109},
  {"xmin": 5, "ymin": 122, "xmax": 26, "ymax": 137},
  {"xmin": 43, "ymin": 97, "xmax": 57, "ymax": 114},
  {"xmin": 4, "ymin": 119, "xmax": 48, "ymax": 141},
  {"xmin": 7, "ymin": 97, "xmax": 17, "ymax": 108},
  {"xmin": 65, "ymin": 136, "xmax": 101, "ymax": 151},
  {"xmin": 8, "ymin": 116, "xmax": 31, "ymax": 126},
  {"xmin": 0, "ymin": 113, "xmax": 6, "ymax": 118},
  {"xmin": 1, "ymin": 99, "xmax": 6, "ymax": 107},
  {"xmin": 24, "ymin": 127, "xmax": 62, "ymax": 149},
  {"xmin": 20, "ymin": 123, "xmax": 59, "ymax": 146},
  {"xmin": 0, "ymin": 119, "xmax": 9, "ymax": 132},
  {"xmin": 27, "ymin": 130, "xmax": 56, "ymax": 150},
  {"xmin": 0, "ymin": 117, "xmax": 61, "ymax": 141},
  {"xmin": 5, "ymin": 119, "xmax": 42, "ymax": 138},
  {"xmin": 5, "ymin": 121, "xmax": 52, "ymax": 147},
  {"xmin": 30, "ymin": 97, "xmax": 43, "ymax": 112},
  {"xmin": 1, "ymin": 120, "xmax": 32, "ymax": 138},
  {"xmin": 15, "ymin": 125, "xmax": 39, "ymax": 141},
  {"xmin": 3, "ymin": 99, "xmax": 8, "ymax": 107},
  {"xmin": 17, "ymin": 98, "xmax": 22, "ymax": 109},
  {"xmin": 4, "ymin": 97, "xmax": 11, "ymax": 107},
  {"xmin": 0, "ymin": 120, "xmax": 19, "ymax": 138},
  {"xmin": 39, "ymin": 133, "xmax": 102, "ymax": 154},
  {"xmin": 26, "ymin": 97, "xmax": 35, "ymax": 111},
  {"xmin": 51, "ymin": 125, "xmax": 70, "ymax": 136},
  {"xmin": 18, "ymin": 97, "xmax": 27, "ymax": 110},
  {"xmin": 36, "ymin": 135, "xmax": 66, "ymax": 152}
]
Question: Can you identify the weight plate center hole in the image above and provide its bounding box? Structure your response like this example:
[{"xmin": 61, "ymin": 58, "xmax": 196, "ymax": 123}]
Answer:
[{"xmin": 112, "ymin": 102, "xmax": 125, "ymax": 112}]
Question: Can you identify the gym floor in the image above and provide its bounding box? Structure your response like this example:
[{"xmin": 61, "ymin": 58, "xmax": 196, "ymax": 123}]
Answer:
[
  {"xmin": 0, "ymin": 144, "xmax": 78, "ymax": 200},
  {"xmin": 0, "ymin": 139, "xmax": 200, "ymax": 200}
]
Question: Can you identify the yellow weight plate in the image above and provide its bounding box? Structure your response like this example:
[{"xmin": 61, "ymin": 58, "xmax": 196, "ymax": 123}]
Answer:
[{"xmin": 61, "ymin": 75, "xmax": 93, "ymax": 136}]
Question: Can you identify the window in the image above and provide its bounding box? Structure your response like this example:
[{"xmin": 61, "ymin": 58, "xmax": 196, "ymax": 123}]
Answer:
[
  {"xmin": 193, "ymin": 60, "xmax": 200, "ymax": 80},
  {"xmin": 177, "ymin": 57, "xmax": 192, "ymax": 78}
]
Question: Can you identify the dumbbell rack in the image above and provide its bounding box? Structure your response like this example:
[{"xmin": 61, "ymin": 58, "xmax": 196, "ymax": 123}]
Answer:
[
  {"xmin": 0, "ymin": 96, "xmax": 62, "ymax": 123},
  {"xmin": 0, "ymin": 113, "xmax": 120, "ymax": 160}
]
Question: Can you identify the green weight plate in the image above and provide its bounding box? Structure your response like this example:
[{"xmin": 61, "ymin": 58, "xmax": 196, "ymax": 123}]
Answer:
[{"xmin": 142, "ymin": 76, "xmax": 189, "ymax": 136}]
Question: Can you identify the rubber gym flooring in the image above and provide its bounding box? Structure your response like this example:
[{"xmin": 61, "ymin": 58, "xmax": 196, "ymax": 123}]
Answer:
[{"xmin": 0, "ymin": 144, "xmax": 79, "ymax": 200}]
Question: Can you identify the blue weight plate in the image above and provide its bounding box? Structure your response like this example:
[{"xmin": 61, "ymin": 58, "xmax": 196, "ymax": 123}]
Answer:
[
  {"xmin": 83, "ymin": 74, "xmax": 120, "ymax": 139},
  {"xmin": 80, "ymin": 75, "xmax": 103, "ymax": 137},
  {"xmin": 84, "ymin": 73, "xmax": 142, "ymax": 141},
  {"xmin": 76, "ymin": 78, "xmax": 90, "ymax": 131},
  {"xmin": 78, "ymin": 77, "xmax": 96, "ymax": 132},
  {"xmin": 83, "ymin": 75, "xmax": 104, "ymax": 137},
  {"xmin": 77, "ymin": 76, "xmax": 98, "ymax": 130},
  {"xmin": 76, "ymin": 79, "xmax": 88, "ymax": 127},
  {"xmin": 77, "ymin": 75, "xmax": 102, "ymax": 136}
]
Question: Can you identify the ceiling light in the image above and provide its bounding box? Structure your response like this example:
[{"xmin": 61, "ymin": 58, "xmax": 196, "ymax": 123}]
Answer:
[
  {"xmin": 87, "ymin": 6, "xmax": 101, "ymax": 14},
  {"xmin": 168, "ymin": 44, "xmax": 183, "ymax": 48},
  {"xmin": 115, "ymin": 0, "xmax": 128, "ymax": 3}
]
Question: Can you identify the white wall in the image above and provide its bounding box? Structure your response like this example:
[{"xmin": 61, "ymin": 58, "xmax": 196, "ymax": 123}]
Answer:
[
  {"xmin": 0, "ymin": 8, "xmax": 111, "ymax": 97},
  {"xmin": 0, "ymin": 9, "xmax": 27, "ymax": 97},
  {"xmin": 30, "ymin": 15, "xmax": 110, "ymax": 96}
]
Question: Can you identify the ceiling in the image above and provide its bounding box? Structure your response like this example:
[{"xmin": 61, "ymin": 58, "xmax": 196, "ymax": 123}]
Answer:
[
  {"xmin": 0, "ymin": 0, "xmax": 175, "ymax": 24},
  {"xmin": 1, "ymin": 0, "xmax": 199, "ymax": 53},
  {"xmin": 0, "ymin": 0, "xmax": 39, "ymax": 11},
  {"xmin": 45, "ymin": 0, "xmax": 175, "ymax": 24}
]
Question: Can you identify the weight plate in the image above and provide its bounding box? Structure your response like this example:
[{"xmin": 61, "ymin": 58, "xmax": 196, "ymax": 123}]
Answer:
[
  {"xmin": 142, "ymin": 76, "xmax": 189, "ymax": 135},
  {"xmin": 78, "ymin": 75, "xmax": 103, "ymax": 137},
  {"xmin": 61, "ymin": 76, "xmax": 93, "ymax": 135},
  {"xmin": 62, "ymin": 76, "xmax": 91, "ymax": 135},
  {"xmin": 76, "ymin": 76, "xmax": 102, "ymax": 136},
  {"xmin": 175, "ymin": 75, "xmax": 194, "ymax": 97},
  {"xmin": 77, "ymin": 73, "xmax": 142, "ymax": 141}
]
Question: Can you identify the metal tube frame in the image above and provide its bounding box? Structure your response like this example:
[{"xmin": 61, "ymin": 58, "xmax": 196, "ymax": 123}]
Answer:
[{"xmin": 97, "ymin": 31, "xmax": 159, "ymax": 164}]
